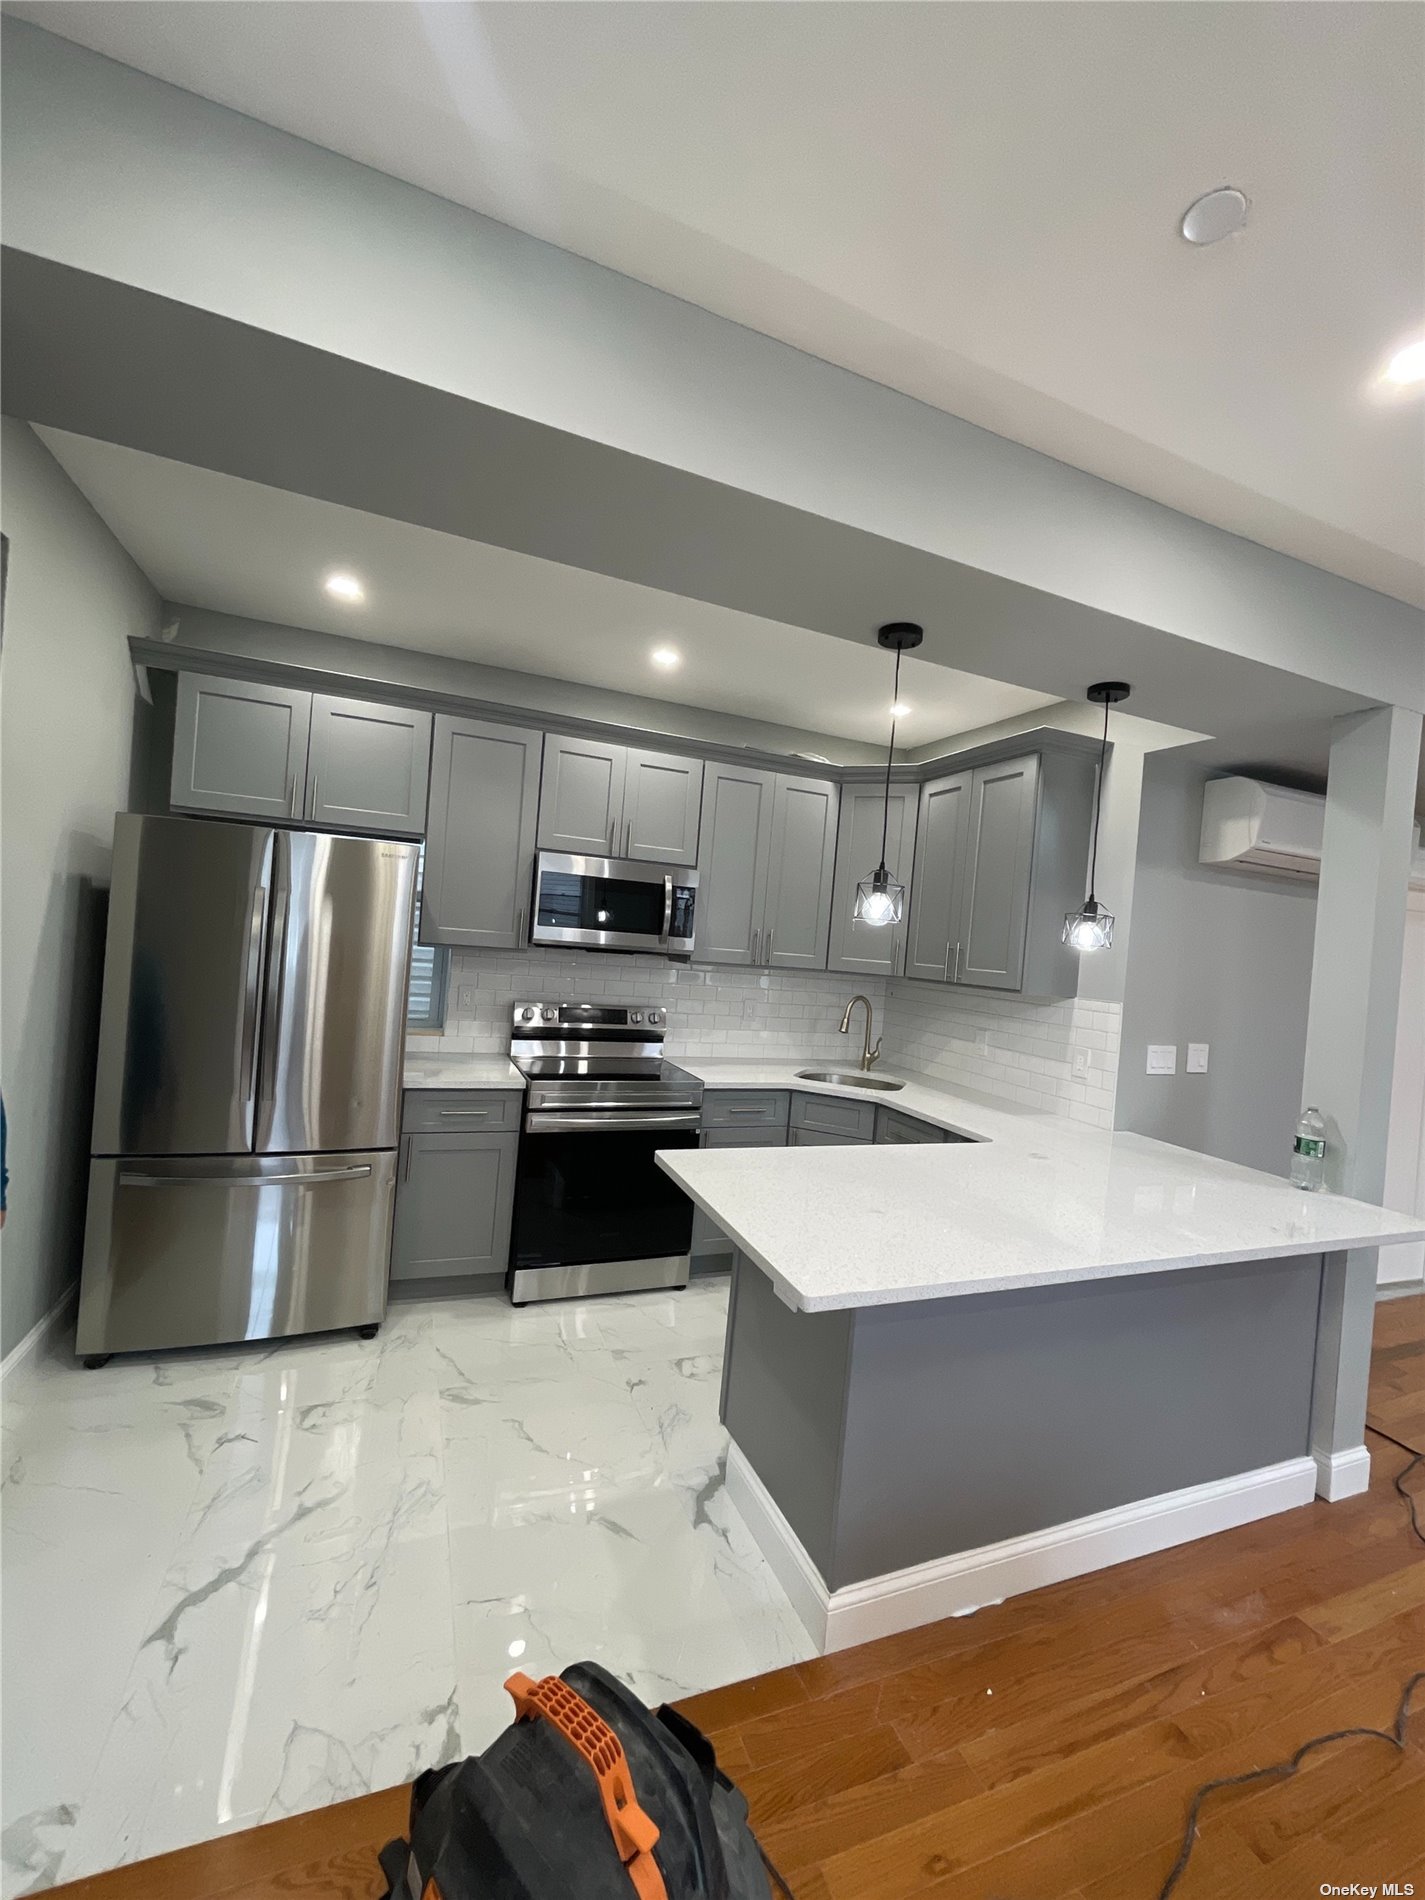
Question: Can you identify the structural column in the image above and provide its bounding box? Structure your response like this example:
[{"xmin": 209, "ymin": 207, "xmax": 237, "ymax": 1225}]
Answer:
[{"xmin": 1303, "ymin": 703, "xmax": 1422, "ymax": 1499}]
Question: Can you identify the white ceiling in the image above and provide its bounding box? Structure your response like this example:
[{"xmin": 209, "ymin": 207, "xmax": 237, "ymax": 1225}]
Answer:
[
  {"xmin": 37, "ymin": 426, "xmax": 1057, "ymax": 750},
  {"xmin": 8, "ymin": 2, "xmax": 1423, "ymax": 606}
]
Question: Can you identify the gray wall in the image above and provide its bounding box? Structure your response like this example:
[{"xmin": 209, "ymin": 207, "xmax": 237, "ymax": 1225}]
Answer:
[
  {"xmin": 0, "ymin": 420, "xmax": 159, "ymax": 1358},
  {"xmin": 1115, "ymin": 752, "xmax": 1317, "ymax": 1176}
]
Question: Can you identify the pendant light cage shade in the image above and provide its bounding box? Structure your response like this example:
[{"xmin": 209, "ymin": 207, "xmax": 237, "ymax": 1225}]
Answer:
[
  {"xmin": 855, "ymin": 867, "xmax": 905, "ymax": 926},
  {"xmin": 855, "ymin": 621, "xmax": 923, "ymax": 928},
  {"xmin": 1063, "ymin": 897, "xmax": 1114, "ymax": 952}
]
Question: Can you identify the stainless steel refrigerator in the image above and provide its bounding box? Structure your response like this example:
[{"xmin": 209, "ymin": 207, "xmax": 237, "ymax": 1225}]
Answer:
[{"xmin": 77, "ymin": 813, "xmax": 418, "ymax": 1360}]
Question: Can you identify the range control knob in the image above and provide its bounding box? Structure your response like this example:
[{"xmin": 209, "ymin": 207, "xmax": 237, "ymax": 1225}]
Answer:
[
  {"xmin": 629, "ymin": 1010, "xmax": 642, "ymax": 1024},
  {"xmin": 520, "ymin": 1006, "xmax": 537, "ymax": 1023},
  {"xmin": 648, "ymin": 1009, "xmax": 663, "ymax": 1026},
  {"xmin": 542, "ymin": 1007, "xmax": 557, "ymax": 1023}
]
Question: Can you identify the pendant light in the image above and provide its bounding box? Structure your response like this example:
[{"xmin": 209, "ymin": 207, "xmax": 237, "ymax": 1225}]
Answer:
[
  {"xmin": 1064, "ymin": 680, "xmax": 1130, "ymax": 952},
  {"xmin": 855, "ymin": 621, "xmax": 924, "ymax": 926}
]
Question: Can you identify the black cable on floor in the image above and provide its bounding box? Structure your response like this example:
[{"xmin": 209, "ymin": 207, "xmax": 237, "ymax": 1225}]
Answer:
[{"xmin": 1154, "ymin": 1440, "xmax": 1425, "ymax": 1900}]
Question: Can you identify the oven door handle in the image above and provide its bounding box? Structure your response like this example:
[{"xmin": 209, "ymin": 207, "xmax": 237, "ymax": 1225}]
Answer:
[
  {"xmin": 524, "ymin": 1110, "xmax": 702, "ymax": 1134},
  {"xmin": 658, "ymin": 873, "xmax": 674, "ymax": 946}
]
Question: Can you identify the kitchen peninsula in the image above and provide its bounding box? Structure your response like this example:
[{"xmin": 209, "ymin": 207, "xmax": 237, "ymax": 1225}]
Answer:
[{"xmin": 658, "ymin": 1067, "xmax": 1425, "ymax": 1654}]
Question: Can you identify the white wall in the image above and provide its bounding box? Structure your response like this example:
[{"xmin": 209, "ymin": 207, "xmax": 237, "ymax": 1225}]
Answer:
[
  {"xmin": 0, "ymin": 420, "xmax": 159, "ymax": 1359},
  {"xmin": 1379, "ymin": 892, "xmax": 1425, "ymax": 1288},
  {"xmin": 1114, "ymin": 753, "xmax": 1318, "ymax": 1177}
]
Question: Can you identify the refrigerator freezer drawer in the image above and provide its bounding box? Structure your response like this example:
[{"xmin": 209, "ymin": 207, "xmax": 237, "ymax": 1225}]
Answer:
[{"xmin": 77, "ymin": 1152, "xmax": 396, "ymax": 1355}]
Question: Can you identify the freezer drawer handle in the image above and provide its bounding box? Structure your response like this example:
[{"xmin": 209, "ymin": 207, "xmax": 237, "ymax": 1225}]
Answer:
[{"xmin": 118, "ymin": 1165, "xmax": 374, "ymax": 1188}]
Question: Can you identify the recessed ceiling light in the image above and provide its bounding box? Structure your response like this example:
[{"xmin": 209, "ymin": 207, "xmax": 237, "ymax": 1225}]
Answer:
[
  {"xmin": 1180, "ymin": 187, "xmax": 1249, "ymax": 246},
  {"xmin": 1382, "ymin": 339, "xmax": 1425, "ymax": 387},
  {"xmin": 650, "ymin": 646, "xmax": 681, "ymax": 669},
  {"xmin": 324, "ymin": 570, "xmax": 365, "ymax": 603},
  {"xmin": 890, "ymin": 701, "xmax": 911, "ymax": 719}
]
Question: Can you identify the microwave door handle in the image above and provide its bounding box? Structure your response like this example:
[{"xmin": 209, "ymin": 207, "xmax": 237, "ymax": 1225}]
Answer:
[{"xmin": 659, "ymin": 873, "xmax": 674, "ymax": 945}]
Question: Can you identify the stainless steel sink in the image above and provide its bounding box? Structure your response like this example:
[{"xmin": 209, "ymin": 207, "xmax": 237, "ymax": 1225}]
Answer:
[{"xmin": 795, "ymin": 1069, "xmax": 905, "ymax": 1092}]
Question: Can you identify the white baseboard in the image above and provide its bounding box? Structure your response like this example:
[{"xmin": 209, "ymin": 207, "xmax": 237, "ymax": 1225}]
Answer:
[
  {"xmin": 0, "ymin": 1283, "xmax": 76, "ymax": 1387},
  {"xmin": 1313, "ymin": 1443, "xmax": 1372, "ymax": 1501},
  {"xmin": 725, "ymin": 1442, "xmax": 1318, "ymax": 1655}
]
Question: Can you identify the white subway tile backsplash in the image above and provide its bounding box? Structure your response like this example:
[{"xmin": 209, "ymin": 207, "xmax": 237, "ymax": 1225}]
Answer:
[{"xmin": 421, "ymin": 949, "xmax": 1120, "ymax": 1127}]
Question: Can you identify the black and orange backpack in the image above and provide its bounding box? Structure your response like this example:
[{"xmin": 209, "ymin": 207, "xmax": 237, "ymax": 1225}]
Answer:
[{"xmin": 378, "ymin": 1661, "xmax": 794, "ymax": 1900}]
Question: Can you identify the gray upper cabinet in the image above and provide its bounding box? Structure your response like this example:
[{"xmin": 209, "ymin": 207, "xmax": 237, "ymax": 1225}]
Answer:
[
  {"xmin": 390, "ymin": 1123, "xmax": 517, "ymax": 1282},
  {"xmin": 422, "ymin": 716, "xmax": 541, "ymax": 948},
  {"xmin": 537, "ymin": 735, "xmax": 626, "ymax": 855},
  {"xmin": 536, "ymin": 736, "xmax": 703, "ymax": 864},
  {"xmin": 695, "ymin": 764, "xmax": 776, "ymax": 965},
  {"xmin": 827, "ymin": 783, "xmax": 919, "ymax": 978},
  {"xmin": 305, "ymin": 694, "xmax": 431, "ymax": 837},
  {"xmin": 622, "ymin": 747, "xmax": 703, "ymax": 864},
  {"xmin": 905, "ymin": 771, "xmax": 973, "ymax": 981},
  {"xmin": 904, "ymin": 748, "xmax": 1095, "ymax": 1000},
  {"xmin": 762, "ymin": 773, "xmax": 839, "ymax": 968},
  {"xmin": 171, "ymin": 673, "xmax": 311, "ymax": 821},
  {"xmin": 957, "ymin": 754, "xmax": 1040, "ymax": 990}
]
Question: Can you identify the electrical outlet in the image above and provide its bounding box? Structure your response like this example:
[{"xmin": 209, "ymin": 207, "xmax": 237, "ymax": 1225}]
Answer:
[
  {"xmin": 458, "ymin": 985, "xmax": 477, "ymax": 1012},
  {"xmin": 1186, "ymin": 1042, "xmax": 1210, "ymax": 1074},
  {"xmin": 1070, "ymin": 1046, "xmax": 1092, "ymax": 1079},
  {"xmin": 1146, "ymin": 1044, "xmax": 1178, "ymax": 1076}
]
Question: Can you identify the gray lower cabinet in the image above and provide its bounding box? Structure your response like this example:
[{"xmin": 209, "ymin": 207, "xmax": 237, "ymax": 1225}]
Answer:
[
  {"xmin": 790, "ymin": 1091, "xmax": 876, "ymax": 1142},
  {"xmin": 537, "ymin": 735, "xmax": 704, "ymax": 864},
  {"xmin": 422, "ymin": 716, "xmax": 541, "ymax": 948},
  {"xmin": 390, "ymin": 1123, "xmax": 518, "ymax": 1282},
  {"xmin": 875, "ymin": 1107, "xmax": 949, "ymax": 1144},
  {"xmin": 827, "ymin": 783, "xmax": 919, "ymax": 978},
  {"xmin": 690, "ymin": 1090, "xmax": 790, "ymax": 1268},
  {"xmin": 903, "ymin": 749, "xmax": 1095, "ymax": 999},
  {"xmin": 305, "ymin": 694, "xmax": 431, "ymax": 836},
  {"xmin": 171, "ymin": 672, "xmax": 312, "ymax": 821}
]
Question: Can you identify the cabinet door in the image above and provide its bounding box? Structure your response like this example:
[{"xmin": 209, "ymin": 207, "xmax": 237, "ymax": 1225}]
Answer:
[
  {"xmin": 422, "ymin": 717, "xmax": 541, "ymax": 948},
  {"xmin": 905, "ymin": 772, "xmax": 973, "ymax": 982},
  {"xmin": 763, "ymin": 774, "xmax": 839, "ymax": 969},
  {"xmin": 694, "ymin": 764, "xmax": 776, "ymax": 965},
  {"xmin": 789, "ymin": 1127, "xmax": 864, "ymax": 1146},
  {"xmin": 171, "ymin": 672, "xmax": 311, "ymax": 821},
  {"xmin": 305, "ymin": 694, "xmax": 432, "ymax": 836},
  {"xmin": 827, "ymin": 784, "xmax": 918, "ymax": 978},
  {"xmin": 690, "ymin": 1122, "xmax": 786, "ymax": 1261},
  {"xmin": 956, "ymin": 754, "xmax": 1041, "ymax": 991},
  {"xmin": 622, "ymin": 747, "xmax": 704, "ymax": 865},
  {"xmin": 390, "ymin": 1130, "xmax": 517, "ymax": 1281},
  {"xmin": 537, "ymin": 735, "xmax": 626, "ymax": 856}
]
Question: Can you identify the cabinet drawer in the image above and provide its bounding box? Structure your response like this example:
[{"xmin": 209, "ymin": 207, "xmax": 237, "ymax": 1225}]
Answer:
[
  {"xmin": 701, "ymin": 1125, "xmax": 788, "ymax": 1149},
  {"xmin": 789, "ymin": 1127, "xmax": 864, "ymax": 1146},
  {"xmin": 790, "ymin": 1092, "xmax": 876, "ymax": 1141},
  {"xmin": 402, "ymin": 1090, "xmax": 522, "ymax": 1133},
  {"xmin": 876, "ymin": 1108, "xmax": 948, "ymax": 1145},
  {"xmin": 700, "ymin": 1091, "xmax": 790, "ymax": 1131}
]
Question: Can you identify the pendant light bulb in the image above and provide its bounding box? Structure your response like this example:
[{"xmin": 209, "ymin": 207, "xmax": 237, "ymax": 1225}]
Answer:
[
  {"xmin": 856, "ymin": 622, "xmax": 923, "ymax": 929},
  {"xmin": 1064, "ymin": 682, "xmax": 1129, "ymax": 953}
]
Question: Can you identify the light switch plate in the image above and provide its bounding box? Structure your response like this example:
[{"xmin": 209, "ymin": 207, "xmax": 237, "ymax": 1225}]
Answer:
[
  {"xmin": 1186, "ymin": 1042, "xmax": 1210, "ymax": 1074},
  {"xmin": 1071, "ymin": 1046, "xmax": 1093, "ymax": 1079},
  {"xmin": 1146, "ymin": 1044, "xmax": 1178, "ymax": 1075}
]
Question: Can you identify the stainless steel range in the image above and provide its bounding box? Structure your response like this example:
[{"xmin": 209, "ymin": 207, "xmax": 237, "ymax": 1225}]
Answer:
[{"xmin": 507, "ymin": 1001, "xmax": 704, "ymax": 1304}]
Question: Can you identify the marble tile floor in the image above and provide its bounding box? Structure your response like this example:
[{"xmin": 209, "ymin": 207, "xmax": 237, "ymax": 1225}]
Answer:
[{"xmin": 1, "ymin": 1279, "xmax": 813, "ymax": 1896}]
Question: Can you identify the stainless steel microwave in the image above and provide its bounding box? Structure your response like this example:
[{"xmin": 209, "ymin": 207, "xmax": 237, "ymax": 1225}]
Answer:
[{"xmin": 530, "ymin": 851, "xmax": 698, "ymax": 955}]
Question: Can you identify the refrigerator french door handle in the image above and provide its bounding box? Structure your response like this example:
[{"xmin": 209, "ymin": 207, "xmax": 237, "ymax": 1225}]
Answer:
[
  {"xmin": 238, "ymin": 877, "xmax": 270, "ymax": 1140},
  {"xmin": 256, "ymin": 831, "xmax": 292, "ymax": 1149},
  {"xmin": 118, "ymin": 1164, "xmax": 374, "ymax": 1188}
]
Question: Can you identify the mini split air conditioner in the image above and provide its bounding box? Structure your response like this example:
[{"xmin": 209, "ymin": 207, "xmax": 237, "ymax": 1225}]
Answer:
[{"xmin": 1200, "ymin": 776, "xmax": 1425, "ymax": 888}]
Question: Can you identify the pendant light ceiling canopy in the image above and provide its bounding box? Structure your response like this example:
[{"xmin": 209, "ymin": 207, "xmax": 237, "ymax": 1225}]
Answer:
[
  {"xmin": 1064, "ymin": 680, "xmax": 1131, "ymax": 953},
  {"xmin": 855, "ymin": 621, "xmax": 923, "ymax": 927}
]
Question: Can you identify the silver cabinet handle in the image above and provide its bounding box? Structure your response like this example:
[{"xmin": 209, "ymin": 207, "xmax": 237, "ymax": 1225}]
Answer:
[
  {"xmin": 607, "ymin": 815, "xmax": 616, "ymax": 853},
  {"xmin": 120, "ymin": 1164, "xmax": 373, "ymax": 1188},
  {"xmin": 943, "ymin": 940, "xmax": 952, "ymax": 981},
  {"xmin": 289, "ymin": 775, "xmax": 299, "ymax": 817},
  {"xmin": 402, "ymin": 1137, "xmax": 413, "ymax": 1184},
  {"xmin": 624, "ymin": 819, "xmax": 632, "ymax": 857},
  {"xmin": 725, "ymin": 1107, "xmax": 766, "ymax": 1119},
  {"xmin": 766, "ymin": 926, "xmax": 775, "ymax": 961},
  {"xmin": 750, "ymin": 926, "xmax": 760, "ymax": 963},
  {"xmin": 438, "ymin": 1108, "xmax": 495, "ymax": 1119},
  {"xmin": 308, "ymin": 773, "xmax": 319, "ymax": 821},
  {"xmin": 515, "ymin": 905, "xmax": 525, "ymax": 945},
  {"xmin": 953, "ymin": 941, "xmax": 963, "ymax": 982}
]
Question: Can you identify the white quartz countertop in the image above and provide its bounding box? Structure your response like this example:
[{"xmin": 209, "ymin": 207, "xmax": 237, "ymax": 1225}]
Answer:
[
  {"xmin": 403, "ymin": 1054, "xmax": 526, "ymax": 1091},
  {"xmin": 657, "ymin": 1061, "xmax": 1425, "ymax": 1311}
]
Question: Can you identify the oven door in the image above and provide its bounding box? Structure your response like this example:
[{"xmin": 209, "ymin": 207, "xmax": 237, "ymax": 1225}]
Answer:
[
  {"xmin": 509, "ymin": 1109, "xmax": 701, "ymax": 1298},
  {"xmin": 530, "ymin": 851, "xmax": 697, "ymax": 953}
]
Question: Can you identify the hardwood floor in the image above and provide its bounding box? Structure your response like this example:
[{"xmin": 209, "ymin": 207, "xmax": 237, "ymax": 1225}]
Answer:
[{"xmin": 53, "ymin": 1297, "xmax": 1425, "ymax": 1900}]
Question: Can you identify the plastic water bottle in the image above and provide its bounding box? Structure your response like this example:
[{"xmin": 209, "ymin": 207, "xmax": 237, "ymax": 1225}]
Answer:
[{"xmin": 1291, "ymin": 1106, "xmax": 1326, "ymax": 1191}]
